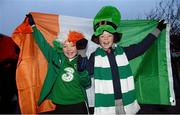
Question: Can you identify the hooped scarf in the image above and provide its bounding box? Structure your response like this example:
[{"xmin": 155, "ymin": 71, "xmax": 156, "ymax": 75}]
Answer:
[{"xmin": 94, "ymin": 45, "xmax": 140, "ymax": 114}]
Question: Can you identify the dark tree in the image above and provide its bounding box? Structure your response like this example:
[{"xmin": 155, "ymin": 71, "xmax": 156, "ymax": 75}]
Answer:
[{"xmin": 146, "ymin": 0, "xmax": 180, "ymax": 41}]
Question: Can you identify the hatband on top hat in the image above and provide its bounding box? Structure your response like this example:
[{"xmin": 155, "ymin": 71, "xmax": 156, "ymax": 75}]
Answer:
[{"xmin": 91, "ymin": 6, "xmax": 122, "ymax": 44}]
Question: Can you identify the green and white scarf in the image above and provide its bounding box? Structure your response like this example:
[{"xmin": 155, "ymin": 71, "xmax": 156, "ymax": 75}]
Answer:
[{"xmin": 94, "ymin": 45, "xmax": 140, "ymax": 114}]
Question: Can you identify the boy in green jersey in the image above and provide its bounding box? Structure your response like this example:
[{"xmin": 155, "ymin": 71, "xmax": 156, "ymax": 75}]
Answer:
[{"xmin": 27, "ymin": 14, "xmax": 90, "ymax": 114}]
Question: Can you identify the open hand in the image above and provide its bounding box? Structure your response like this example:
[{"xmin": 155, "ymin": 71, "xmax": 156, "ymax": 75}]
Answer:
[
  {"xmin": 26, "ymin": 14, "xmax": 35, "ymax": 26},
  {"xmin": 157, "ymin": 20, "xmax": 166, "ymax": 31},
  {"xmin": 76, "ymin": 38, "xmax": 88, "ymax": 50}
]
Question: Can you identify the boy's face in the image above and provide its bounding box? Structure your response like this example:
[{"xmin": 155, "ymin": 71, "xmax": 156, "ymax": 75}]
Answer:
[
  {"xmin": 63, "ymin": 40, "xmax": 77, "ymax": 59},
  {"xmin": 99, "ymin": 31, "xmax": 114, "ymax": 51}
]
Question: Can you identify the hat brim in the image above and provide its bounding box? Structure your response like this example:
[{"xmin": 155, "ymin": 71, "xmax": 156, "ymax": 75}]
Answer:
[
  {"xmin": 91, "ymin": 25, "xmax": 122, "ymax": 44},
  {"xmin": 94, "ymin": 25, "xmax": 116, "ymax": 36}
]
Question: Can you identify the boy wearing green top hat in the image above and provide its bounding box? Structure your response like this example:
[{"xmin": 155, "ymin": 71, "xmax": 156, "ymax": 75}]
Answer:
[{"xmin": 78, "ymin": 6, "xmax": 166, "ymax": 114}]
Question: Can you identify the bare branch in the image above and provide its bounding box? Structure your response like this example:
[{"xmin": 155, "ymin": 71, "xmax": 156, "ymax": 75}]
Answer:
[{"xmin": 146, "ymin": 0, "xmax": 180, "ymax": 39}]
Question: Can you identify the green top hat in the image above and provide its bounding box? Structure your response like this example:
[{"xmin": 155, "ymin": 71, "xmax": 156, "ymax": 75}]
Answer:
[{"xmin": 91, "ymin": 6, "xmax": 122, "ymax": 44}]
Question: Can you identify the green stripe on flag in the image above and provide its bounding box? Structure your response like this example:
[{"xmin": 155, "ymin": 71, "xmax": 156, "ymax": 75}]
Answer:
[{"xmin": 117, "ymin": 20, "xmax": 173, "ymax": 105}]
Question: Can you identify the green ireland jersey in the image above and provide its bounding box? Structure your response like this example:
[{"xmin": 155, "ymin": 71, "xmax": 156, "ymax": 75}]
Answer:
[{"xmin": 50, "ymin": 57, "xmax": 85, "ymax": 105}]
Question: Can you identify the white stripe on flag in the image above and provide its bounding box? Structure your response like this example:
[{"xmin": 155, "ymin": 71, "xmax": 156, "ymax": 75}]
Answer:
[
  {"xmin": 115, "ymin": 53, "xmax": 129, "ymax": 67},
  {"xmin": 94, "ymin": 107, "xmax": 115, "ymax": 115},
  {"xmin": 120, "ymin": 76, "xmax": 135, "ymax": 93},
  {"xmin": 58, "ymin": 15, "xmax": 98, "ymax": 57},
  {"xmin": 95, "ymin": 79, "xmax": 114, "ymax": 94},
  {"xmin": 166, "ymin": 24, "xmax": 176, "ymax": 105}
]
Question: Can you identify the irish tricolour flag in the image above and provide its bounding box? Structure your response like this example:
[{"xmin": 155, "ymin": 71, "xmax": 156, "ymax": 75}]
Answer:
[{"xmin": 12, "ymin": 12, "xmax": 175, "ymax": 114}]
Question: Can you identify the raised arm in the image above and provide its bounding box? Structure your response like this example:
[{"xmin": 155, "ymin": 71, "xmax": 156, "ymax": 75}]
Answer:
[
  {"xmin": 27, "ymin": 14, "xmax": 58, "ymax": 62},
  {"xmin": 76, "ymin": 38, "xmax": 95, "ymax": 76},
  {"xmin": 123, "ymin": 20, "xmax": 166, "ymax": 60},
  {"xmin": 76, "ymin": 38, "xmax": 92, "ymax": 88},
  {"xmin": 77, "ymin": 52, "xmax": 95, "ymax": 76}
]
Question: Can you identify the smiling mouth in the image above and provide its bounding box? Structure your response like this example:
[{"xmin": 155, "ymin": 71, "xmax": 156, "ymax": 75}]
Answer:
[
  {"xmin": 103, "ymin": 41, "xmax": 110, "ymax": 45},
  {"xmin": 67, "ymin": 52, "xmax": 74, "ymax": 55}
]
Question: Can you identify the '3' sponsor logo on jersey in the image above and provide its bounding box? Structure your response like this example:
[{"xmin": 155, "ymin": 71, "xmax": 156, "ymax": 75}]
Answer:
[{"xmin": 61, "ymin": 67, "xmax": 75, "ymax": 82}]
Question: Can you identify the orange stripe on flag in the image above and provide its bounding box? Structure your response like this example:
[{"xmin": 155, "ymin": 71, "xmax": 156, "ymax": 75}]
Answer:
[{"xmin": 12, "ymin": 12, "xmax": 59, "ymax": 114}]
